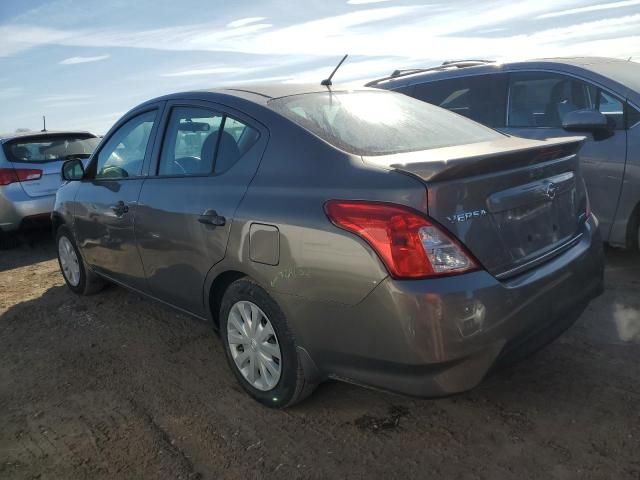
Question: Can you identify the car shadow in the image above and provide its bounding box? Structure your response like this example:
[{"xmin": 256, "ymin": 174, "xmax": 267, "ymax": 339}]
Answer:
[{"xmin": 0, "ymin": 228, "xmax": 56, "ymax": 273}]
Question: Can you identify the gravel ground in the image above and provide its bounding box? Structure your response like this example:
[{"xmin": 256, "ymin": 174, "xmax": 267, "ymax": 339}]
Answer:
[{"xmin": 1, "ymin": 232, "xmax": 639, "ymax": 480}]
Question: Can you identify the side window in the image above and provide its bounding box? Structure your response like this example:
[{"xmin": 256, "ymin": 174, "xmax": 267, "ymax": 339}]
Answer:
[
  {"xmin": 215, "ymin": 117, "xmax": 259, "ymax": 174},
  {"xmin": 95, "ymin": 111, "xmax": 156, "ymax": 179},
  {"xmin": 627, "ymin": 103, "xmax": 640, "ymax": 129},
  {"xmin": 158, "ymin": 106, "xmax": 260, "ymax": 176},
  {"xmin": 597, "ymin": 91, "xmax": 624, "ymax": 129},
  {"xmin": 507, "ymin": 72, "xmax": 625, "ymax": 129},
  {"xmin": 413, "ymin": 74, "xmax": 507, "ymax": 128},
  {"xmin": 158, "ymin": 107, "xmax": 223, "ymax": 176}
]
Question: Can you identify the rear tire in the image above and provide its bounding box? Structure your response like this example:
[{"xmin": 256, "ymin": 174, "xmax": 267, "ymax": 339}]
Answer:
[
  {"xmin": 56, "ymin": 226, "xmax": 106, "ymax": 295},
  {"xmin": 219, "ymin": 278, "xmax": 316, "ymax": 408}
]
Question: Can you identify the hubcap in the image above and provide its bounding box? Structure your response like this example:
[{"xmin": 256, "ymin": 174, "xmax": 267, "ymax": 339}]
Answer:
[
  {"xmin": 227, "ymin": 301, "xmax": 282, "ymax": 391},
  {"xmin": 58, "ymin": 236, "xmax": 80, "ymax": 287}
]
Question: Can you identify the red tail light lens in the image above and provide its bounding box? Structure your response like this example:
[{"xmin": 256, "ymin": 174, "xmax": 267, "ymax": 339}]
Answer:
[
  {"xmin": 325, "ymin": 200, "xmax": 478, "ymax": 279},
  {"xmin": 0, "ymin": 168, "xmax": 42, "ymax": 186}
]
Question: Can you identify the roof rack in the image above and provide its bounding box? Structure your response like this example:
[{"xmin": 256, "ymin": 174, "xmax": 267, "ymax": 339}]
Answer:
[{"xmin": 366, "ymin": 59, "xmax": 495, "ymax": 86}]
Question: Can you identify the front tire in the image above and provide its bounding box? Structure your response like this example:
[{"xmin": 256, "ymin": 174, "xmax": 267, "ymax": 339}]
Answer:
[
  {"xmin": 220, "ymin": 278, "xmax": 316, "ymax": 408},
  {"xmin": 56, "ymin": 226, "xmax": 105, "ymax": 295}
]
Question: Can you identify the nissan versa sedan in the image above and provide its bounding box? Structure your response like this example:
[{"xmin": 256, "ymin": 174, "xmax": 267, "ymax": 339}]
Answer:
[
  {"xmin": 368, "ymin": 57, "xmax": 640, "ymax": 250},
  {"xmin": 53, "ymin": 84, "xmax": 604, "ymax": 407},
  {"xmin": 0, "ymin": 130, "xmax": 99, "ymax": 248}
]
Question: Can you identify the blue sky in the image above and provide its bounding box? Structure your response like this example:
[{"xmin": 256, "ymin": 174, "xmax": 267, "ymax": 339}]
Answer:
[{"xmin": 1, "ymin": 0, "xmax": 639, "ymax": 134}]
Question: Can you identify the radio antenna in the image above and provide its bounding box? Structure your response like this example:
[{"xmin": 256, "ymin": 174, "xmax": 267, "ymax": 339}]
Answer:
[
  {"xmin": 321, "ymin": 54, "xmax": 348, "ymax": 87},
  {"xmin": 41, "ymin": 115, "xmax": 47, "ymax": 132}
]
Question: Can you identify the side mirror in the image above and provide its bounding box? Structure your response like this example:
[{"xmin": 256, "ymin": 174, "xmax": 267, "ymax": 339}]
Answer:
[
  {"xmin": 562, "ymin": 109, "xmax": 610, "ymax": 133},
  {"xmin": 61, "ymin": 158, "xmax": 85, "ymax": 181}
]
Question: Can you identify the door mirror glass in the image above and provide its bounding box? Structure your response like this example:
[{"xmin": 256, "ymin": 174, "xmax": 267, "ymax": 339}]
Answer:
[
  {"xmin": 61, "ymin": 158, "xmax": 85, "ymax": 181},
  {"xmin": 562, "ymin": 109, "xmax": 610, "ymax": 132}
]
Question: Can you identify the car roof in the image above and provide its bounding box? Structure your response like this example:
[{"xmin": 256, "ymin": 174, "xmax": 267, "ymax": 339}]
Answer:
[
  {"xmin": 217, "ymin": 83, "xmax": 349, "ymax": 100},
  {"xmin": 0, "ymin": 130, "xmax": 97, "ymax": 143},
  {"xmin": 141, "ymin": 83, "xmax": 377, "ymax": 107},
  {"xmin": 367, "ymin": 56, "xmax": 640, "ymax": 102}
]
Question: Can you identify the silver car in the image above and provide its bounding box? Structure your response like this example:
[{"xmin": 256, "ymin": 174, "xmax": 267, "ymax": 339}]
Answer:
[
  {"xmin": 53, "ymin": 85, "xmax": 604, "ymax": 407},
  {"xmin": 0, "ymin": 131, "xmax": 99, "ymax": 248},
  {"xmin": 368, "ymin": 57, "xmax": 640, "ymax": 251}
]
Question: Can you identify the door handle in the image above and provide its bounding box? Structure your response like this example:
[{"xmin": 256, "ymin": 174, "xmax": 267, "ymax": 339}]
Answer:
[
  {"xmin": 198, "ymin": 209, "xmax": 226, "ymax": 227},
  {"xmin": 110, "ymin": 200, "xmax": 129, "ymax": 216}
]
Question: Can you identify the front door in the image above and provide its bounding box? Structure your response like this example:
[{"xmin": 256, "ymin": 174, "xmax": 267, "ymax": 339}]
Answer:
[
  {"xmin": 500, "ymin": 71, "xmax": 627, "ymax": 241},
  {"xmin": 135, "ymin": 102, "xmax": 265, "ymax": 316},
  {"xmin": 73, "ymin": 108, "xmax": 161, "ymax": 290}
]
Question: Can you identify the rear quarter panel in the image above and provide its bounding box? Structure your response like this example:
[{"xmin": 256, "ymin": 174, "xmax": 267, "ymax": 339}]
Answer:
[
  {"xmin": 204, "ymin": 112, "xmax": 429, "ymax": 308},
  {"xmin": 610, "ymin": 119, "xmax": 640, "ymax": 247}
]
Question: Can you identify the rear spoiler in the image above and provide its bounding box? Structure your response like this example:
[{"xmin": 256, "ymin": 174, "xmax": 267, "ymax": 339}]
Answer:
[{"xmin": 363, "ymin": 137, "xmax": 585, "ymax": 183}]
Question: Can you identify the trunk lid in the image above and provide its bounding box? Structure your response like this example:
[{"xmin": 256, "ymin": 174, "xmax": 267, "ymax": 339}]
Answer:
[
  {"xmin": 364, "ymin": 136, "xmax": 588, "ymax": 278},
  {"xmin": 10, "ymin": 160, "xmax": 65, "ymax": 198},
  {"xmin": 2, "ymin": 133, "xmax": 98, "ymax": 198}
]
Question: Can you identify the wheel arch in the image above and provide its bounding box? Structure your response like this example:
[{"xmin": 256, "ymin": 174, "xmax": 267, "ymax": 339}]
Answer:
[
  {"xmin": 626, "ymin": 200, "xmax": 640, "ymax": 250},
  {"xmin": 51, "ymin": 211, "xmax": 65, "ymax": 235},
  {"xmin": 207, "ymin": 270, "xmax": 248, "ymax": 329}
]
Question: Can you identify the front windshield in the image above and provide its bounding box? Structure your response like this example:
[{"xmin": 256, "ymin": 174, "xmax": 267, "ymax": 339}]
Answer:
[
  {"xmin": 3, "ymin": 135, "xmax": 100, "ymax": 163},
  {"xmin": 268, "ymin": 90, "xmax": 503, "ymax": 156}
]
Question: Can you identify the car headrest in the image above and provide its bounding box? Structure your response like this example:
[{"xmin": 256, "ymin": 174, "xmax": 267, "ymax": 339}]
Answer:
[{"xmin": 201, "ymin": 130, "xmax": 241, "ymax": 173}]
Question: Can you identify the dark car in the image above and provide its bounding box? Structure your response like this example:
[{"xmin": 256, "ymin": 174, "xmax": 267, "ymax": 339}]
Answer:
[
  {"xmin": 368, "ymin": 57, "xmax": 640, "ymax": 251},
  {"xmin": 53, "ymin": 84, "xmax": 604, "ymax": 407}
]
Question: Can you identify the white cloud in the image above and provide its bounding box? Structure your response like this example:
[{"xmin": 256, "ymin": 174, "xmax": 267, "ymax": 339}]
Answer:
[
  {"xmin": 227, "ymin": 17, "xmax": 266, "ymax": 28},
  {"xmin": 3, "ymin": 1, "xmax": 627, "ymax": 61},
  {"xmin": 0, "ymin": 87, "xmax": 23, "ymax": 100},
  {"xmin": 0, "ymin": 24, "xmax": 74, "ymax": 57},
  {"xmin": 59, "ymin": 54, "xmax": 111, "ymax": 65},
  {"xmin": 347, "ymin": 0, "xmax": 392, "ymax": 4},
  {"xmin": 36, "ymin": 93, "xmax": 95, "ymax": 109},
  {"xmin": 537, "ymin": 0, "xmax": 640, "ymax": 19},
  {"xmin": 38, "ymin": 94, "xmax": 93, "ymax": 103},
  {"xmin": 161, "ymin": 66, "xmax": 253, "ymax": 77}
]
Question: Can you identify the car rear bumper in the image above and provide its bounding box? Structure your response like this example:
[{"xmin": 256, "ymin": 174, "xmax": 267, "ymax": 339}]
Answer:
[
  {"xmin": 276, "ymin": 216, "xmax": 604, "ymax": 397},
  {"xmin": 0, "ymin": 184, "xmax": 55, "ymax": 232}
]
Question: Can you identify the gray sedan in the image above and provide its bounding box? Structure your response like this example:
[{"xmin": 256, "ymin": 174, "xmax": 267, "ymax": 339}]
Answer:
[
  {"xmin": 53, "ymin": 84, "xmax": 604, "ymax": 407},
  {"xmin": 368, "ymin": 57, "xmax": 640, "ymax": 251}
]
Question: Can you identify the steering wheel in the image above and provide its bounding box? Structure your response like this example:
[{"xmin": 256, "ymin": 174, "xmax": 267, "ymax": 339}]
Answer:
[{"xmin": 99, "ymin": 165, "xmax": 129, "ymax": 178}]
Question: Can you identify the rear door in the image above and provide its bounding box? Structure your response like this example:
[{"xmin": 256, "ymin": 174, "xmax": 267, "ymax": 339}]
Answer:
[
  {"xmin": 500, "ymin": 71, "xmax": 627, "ymax": 241},
  {"xmin": 135, "ymin": 100, "xmax": 267, "ymax": 316},
  {"xmin": 73, "ymin": 106, "xmax": 163, "ymax": 291},
  {"xmin": 3, "ymin": 133, "xmax": 99, "ymax": 197}
]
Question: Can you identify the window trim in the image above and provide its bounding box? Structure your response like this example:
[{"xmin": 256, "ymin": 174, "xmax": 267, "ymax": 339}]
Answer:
[
  {"xmin": 505, "ymin": 69, "xmax": 629, "ymax": 130},
  {"xmin": 150, "ymin": 101, "xmax": 261, "ymax": 179},
  {"xmin": 85, "ymin": 106, "xmax": 163, "ymax": 182}
]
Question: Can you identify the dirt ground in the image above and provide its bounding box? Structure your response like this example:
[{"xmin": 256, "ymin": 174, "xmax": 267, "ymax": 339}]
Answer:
[{"xmin": 1, "ymin": 232, "xmax": 639, "ymax": 480}]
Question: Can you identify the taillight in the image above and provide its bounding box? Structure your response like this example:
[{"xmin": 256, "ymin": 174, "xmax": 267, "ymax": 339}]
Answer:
[
  {"xmin": 0, "ymin": 168, "xmax": 42, "ymax": 186},
  {"xmin": 325, "ymin": 200, "xmax": 478, "ymax": 279}
]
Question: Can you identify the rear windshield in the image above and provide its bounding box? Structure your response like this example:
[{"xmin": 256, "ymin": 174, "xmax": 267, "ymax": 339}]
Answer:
[
  {"xmin": 268, "ymin": 90, "xmax": 502, "ymax": 156},
  {"xmin": 3, "ymin": 134, "xmax": 100, "ymax": 163}
]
